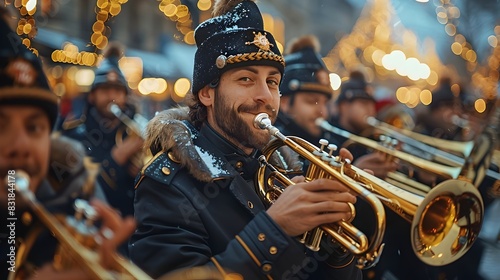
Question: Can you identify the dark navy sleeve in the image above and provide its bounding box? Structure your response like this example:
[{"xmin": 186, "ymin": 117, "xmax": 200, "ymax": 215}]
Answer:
[{"xmin": 129, "ymin": 176, "xmax": 308, "ymax": 279}]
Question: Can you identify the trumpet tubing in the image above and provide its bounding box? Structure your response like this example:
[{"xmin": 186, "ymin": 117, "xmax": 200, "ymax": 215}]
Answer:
[
  {"xmin": 365, "ymin": 116, "xmax": 499, "ymax": 187},
  {"xmin": 109, "ymin": 103, "xmax": 153, "ymax": 166},
  {"xmin": 255, "ymin": 113, "xmax": 385, "ymax": 269},
  {"xmin": 10, "ymin": 170, "xmax": 152, "ymax": 280},
  {"xmin": 366, "ymin": 116, "xmax": 475, "ymax": 159},
  {"xmin": 108, "ymin": 103, "xmax": 146, "ymax": 138},
  {"xmin": 317, "ymin": 119, "xmax": 463, "ymax": 180},
  {"xmin": 255, "ymin": 113, "xmax": 484, "ymax": 268}
]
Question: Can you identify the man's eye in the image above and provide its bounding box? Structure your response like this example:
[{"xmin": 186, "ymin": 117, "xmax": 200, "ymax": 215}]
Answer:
[
  {"xmin": 27, "ymin": 124, "xmax": 41, "ymax": 133},
  {"xmin": 239, "ymin": 77, "xmax": 252, "ymax": 82},
  {"xmin": 267, "ymin": 79, "xmax": 278, "ymax": 86},
  {"xmin": 27, "ymin": 123, "xmax": 47, "ymax": 136}
]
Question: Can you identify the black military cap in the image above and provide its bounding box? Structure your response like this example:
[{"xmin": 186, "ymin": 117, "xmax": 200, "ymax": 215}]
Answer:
[
  {"xmin": 280, "ymin": 35, "xmax": 333, "ymax": 98},
  {"xmin": 336, "ymin": 70, "xmax": 375, "ymax": 104},
  {"xmin": 0, "ymin": 13, "xmax": 58, "ymax": 130},
  {"xmin": 91, "ymin": 42, "xmax": 128, "ymax": 93},
  {"xmin": 429, "ymin": 77, "xmax": 457, "ymax": 111},
  {"xmin": 192, "ymin": 0, "xmax": 285, "ymax": 95}
]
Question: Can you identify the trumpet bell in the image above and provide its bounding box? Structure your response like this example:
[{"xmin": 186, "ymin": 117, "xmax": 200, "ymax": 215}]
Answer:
[{"xmin": 412, "ymin": 179, "xmax": 483, "ymax": 266}]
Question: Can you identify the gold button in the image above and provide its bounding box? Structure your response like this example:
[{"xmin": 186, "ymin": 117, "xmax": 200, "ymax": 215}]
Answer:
[
  {"xmin": 168, "ymin": 151, "xmax": 180, "ymax": 163},
  {"xmin": 110, "ymin": 168, "xmax": 116, "ymax": 177},
  {"xmin": 22, "ymin": 212, "xmax": 32, "ymax": 225},
  {"xmin": 258, "ymin": 233, "xmax": 266, "ymax": 241},
  {"xmin": 262, "ymin": 263, "xmax": 272, "ymax": 272},
  {"xmin": 225, "ymin": 273, "xmax": 244, "ymax": 280},
  {"xmin": 102, "ymin": 159, "xmax": 109, "ymax": 167},
  {"xmin": 269, "ymin": 246, "xmax": 278, "ymax": 255},
  {"xmin": 247, "ymin": 201, "xmax": 254, "ymax": 209},
  {"xmin": 235, "ymin": 161, "xmax": 243, "ymax": 169},
  {"xmin": 162, "ymin": 167, "xmax": 171, "ymax": 175}
]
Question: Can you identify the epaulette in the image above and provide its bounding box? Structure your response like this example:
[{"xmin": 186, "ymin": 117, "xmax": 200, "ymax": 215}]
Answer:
[
  {"xmin": 61, "ymin": 113, "xmax": 86, "ymax": 130},
  {"xmin": 134, "ymin": 151, "xmax": 181, "ymax": 189}
]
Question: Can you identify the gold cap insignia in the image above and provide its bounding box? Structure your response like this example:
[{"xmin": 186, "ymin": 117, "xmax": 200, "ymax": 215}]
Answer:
[
  {"xmin": 6, "ymin": 59, "xmax": 37, "ymax": 86},
  {"xmin": 246, "ymin": 32, "xmax": 274, "ymax": 52}
]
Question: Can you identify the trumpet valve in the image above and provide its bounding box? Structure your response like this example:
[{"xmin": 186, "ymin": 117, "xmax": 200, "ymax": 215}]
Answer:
[
  {"xmin": 327, "ymin": 144, "xmax": 338, "ymax": 157},
  {"xmin": 299, "ymin": 232, "xmax": 308, "ymax": 244},
  {"xmin": 305, "ymin": 228, "xmax": 324, "ymax": 252},
  {"xmin": 318, "ymin": 139, "xmax": 329, "ymax": 152}
]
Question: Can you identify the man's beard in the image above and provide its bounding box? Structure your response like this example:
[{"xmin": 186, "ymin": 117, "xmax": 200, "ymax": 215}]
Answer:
[
  {"xmin": 348, "ymin": 116, "xmax": 370, "ymax": 135},
  {"xmin": 213, "ymin": 88, "xmax": 276, "ymax": 150}
]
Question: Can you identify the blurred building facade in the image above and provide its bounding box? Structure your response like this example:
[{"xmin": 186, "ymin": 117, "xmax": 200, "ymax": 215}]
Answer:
[{"xmin": 6, "ymin": 0, "xmax": 499, "ymax": 118}]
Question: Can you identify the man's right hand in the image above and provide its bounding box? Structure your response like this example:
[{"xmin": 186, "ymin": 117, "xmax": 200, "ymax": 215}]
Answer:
[{"xmin": 266, "ymin": 178, "xmax": 357, "ymax": 237}]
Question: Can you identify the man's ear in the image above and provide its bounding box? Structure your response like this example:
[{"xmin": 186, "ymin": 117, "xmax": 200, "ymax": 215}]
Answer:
[
  {"xmin": 199, "ymin": 85, "xmax": 215, "ymax": 107},
  {"xmin": 280, "ymin": 95, "xmax": 291, "ymax": 113}
]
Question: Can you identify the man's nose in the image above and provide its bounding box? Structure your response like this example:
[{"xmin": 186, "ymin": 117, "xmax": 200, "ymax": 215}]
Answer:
[
  {"xmin": 254, "ymin": 82, "xmax": 274, "ymax": 104},
  {"xmin": 5, "ymin": 129, "xmax": 30, "ymax": 159}
]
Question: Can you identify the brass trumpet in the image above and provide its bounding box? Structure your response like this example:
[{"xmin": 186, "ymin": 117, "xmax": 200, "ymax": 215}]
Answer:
[
  {"xmin": 254, "ymin": 113, "xmax": 483, "ymax": 268},
  {"xmin": 108, "ymin": 103, "xmax": 152, "ymax": 166},
  {"xmin": 10, "ymin": 170, "xmax": 152, "ymax": 280},
  {"xmin": 108, "ymin": 103, "xmax": 148, "ymax": 139}
]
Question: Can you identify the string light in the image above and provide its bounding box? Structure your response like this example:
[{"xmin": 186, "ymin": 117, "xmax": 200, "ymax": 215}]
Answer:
[
  {"xmin": 49, "ymin": 0, "xmax": 128, "ymax": 66},
  {"xmin": 12, "ymin": 0, "xmax": 39, "ymax": 55},
  {"xmin": 158, "ymin": 0, "xmax": 195, "ymax": 45},
  {"xmin": 325, "ymin": 0, "xmax": 452, "ymax": 108},
  {"xmin": 435, "ymin": 0, "xmax": 499, "ymax": 101}
]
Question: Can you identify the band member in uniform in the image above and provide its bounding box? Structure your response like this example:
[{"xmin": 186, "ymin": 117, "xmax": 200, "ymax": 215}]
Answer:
[
  {"xmin": 0, "ymin": 12, "xmax": 135, "ymax": 279},
  {"xmin": 329, "ymin": 71, "xmax": 397, "ymax": 178},
  {"xmin": 59, "ymin": 43, "xmax": 144, "ymax": 219},
  {"xmin": 274, "ymin": 35, "xmax": 334, "ymax": 144},
  {"xmin": 129, "ymin": 1, "xmax": 361, "ymax": 279},
  {"xmin": 414, "ymin": 77, "xmax": 464, "ymax": 140}
]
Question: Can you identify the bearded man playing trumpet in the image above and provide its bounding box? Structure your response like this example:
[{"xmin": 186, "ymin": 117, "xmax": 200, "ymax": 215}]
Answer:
[{"xmin": 129, "ymin": 1, "xmax": 362, "ymax": 279}]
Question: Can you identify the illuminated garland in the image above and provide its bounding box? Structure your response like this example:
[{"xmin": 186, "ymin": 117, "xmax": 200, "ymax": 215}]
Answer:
[
  {"xmin": 158, "ymin": 0, "xmax": 197, "ymax": 45},
  {"xmin": 50, "ymin": 0, "xmax": 127, "ymax": 66},
  {"xmin": 436, "ymin": 0, "xmax": 499, "ymax": 100},
  {"xmin": 324, "ymin": 0, "xmax": 453, "ymax": 108},
  {"xmin": 12, "ymin": 0, "xmax": 39, "ymax": 55}
]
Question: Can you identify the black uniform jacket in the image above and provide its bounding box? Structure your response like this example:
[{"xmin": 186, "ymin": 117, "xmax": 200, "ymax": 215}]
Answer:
[
  {"xmin": 60, "ymin": 103, "xmax": 136, "ymax": 217},
  {"xmin": 129, "ymin": 108, "xmax": 361, "ymax": 279}
]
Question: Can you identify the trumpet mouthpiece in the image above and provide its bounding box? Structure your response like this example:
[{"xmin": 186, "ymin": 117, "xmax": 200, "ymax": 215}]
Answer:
[
  {"xmin": 254, "ymin": 113, "xmax": 271, "ymax": 130},
  {"xmin": 315, "ymin": 118, "xmax": 325, "ymax": 126},
  {"xmin": 108, "ymin": 103, "xmax": 121, "ymax": 116},
  {"xmin": 14, "ymin": 170, "xmax": 30, "ymax": 191},
  {"xmin": 366, "ymin": 117, "xmax": 378, "ymax": 126}
]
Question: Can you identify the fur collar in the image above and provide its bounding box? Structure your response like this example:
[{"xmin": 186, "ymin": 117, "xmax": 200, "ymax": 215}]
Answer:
[{"xmin": 145, "ymin": 107, "xmax": 303, "ymax": 182}]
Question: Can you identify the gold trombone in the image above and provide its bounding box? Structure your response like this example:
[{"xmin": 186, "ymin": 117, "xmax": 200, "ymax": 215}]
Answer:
[
  {"xmin": 254, "ymin": 113, "xmax": 483, "ymax": 268},
  {"xmin": 366, "ymin": 116, "xmax": 473, "ymax": 167},
  {"xmin": 10, "ymin": 170, "xmax": 152, "ymax": 280},
  {"xmin": 365, "ymin": 116, "xmax": 500, "ymax": 188},
  {"xmin": 317, "ymin": 119, "xmax": 465, "ymax": 182}
]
